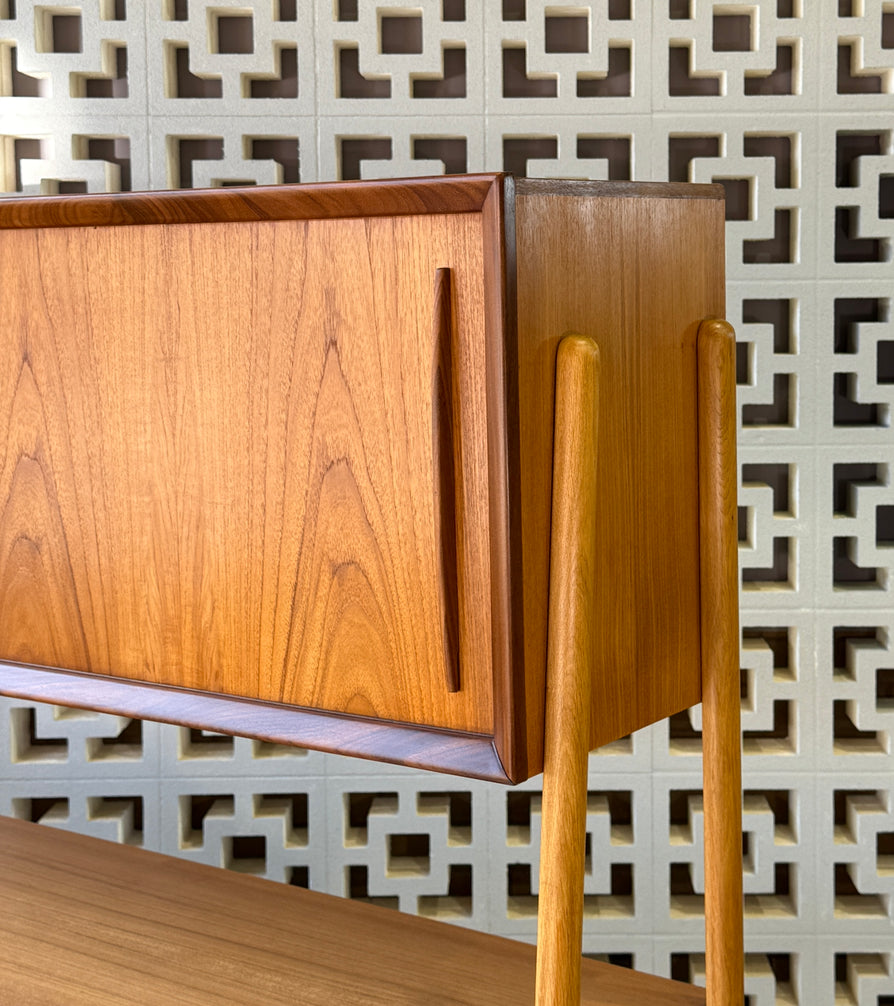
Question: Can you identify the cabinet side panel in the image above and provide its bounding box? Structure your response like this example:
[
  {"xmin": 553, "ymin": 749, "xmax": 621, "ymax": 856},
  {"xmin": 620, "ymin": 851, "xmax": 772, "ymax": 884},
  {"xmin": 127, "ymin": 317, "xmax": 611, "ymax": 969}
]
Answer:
[
  {"xmin": 516, "ymin": 192, "xmax": 726, "ymax": 749},
  {"xmin": 0, "ymin": 214, "xmax": 495, "ymax": 736}
]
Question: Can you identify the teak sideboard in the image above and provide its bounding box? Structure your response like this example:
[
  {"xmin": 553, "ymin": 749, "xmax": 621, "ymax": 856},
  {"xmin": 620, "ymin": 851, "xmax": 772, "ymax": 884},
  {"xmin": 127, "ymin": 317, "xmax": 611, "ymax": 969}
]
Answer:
[{"xmin": 0, "ymin": 174, "xmax": 742, "ymax": 1004}]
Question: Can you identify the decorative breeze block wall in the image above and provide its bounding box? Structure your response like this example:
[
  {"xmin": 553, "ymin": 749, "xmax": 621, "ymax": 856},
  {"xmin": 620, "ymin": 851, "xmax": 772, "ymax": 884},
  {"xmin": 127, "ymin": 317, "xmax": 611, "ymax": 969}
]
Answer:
[{"xmin": 2, "ymin": 2, "xmax": 894, "ymax": 1002}]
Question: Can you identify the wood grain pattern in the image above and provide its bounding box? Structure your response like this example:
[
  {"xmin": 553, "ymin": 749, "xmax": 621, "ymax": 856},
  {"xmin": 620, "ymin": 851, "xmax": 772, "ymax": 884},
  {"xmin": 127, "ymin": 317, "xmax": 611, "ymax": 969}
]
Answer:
[
  {"xmin": 0, "ymin": 211, "xmax": 498, "ymax": 735},
  {"xmin": 697, "ymin": 320, "xmax": 744, "ymax": 1006},
  {"xmin": 514, "ymin": 185, "xmax": 727, "ymax": 749},
  {"xmin": 535, "ymin": 336, "xmax": 600, "ymax": 1006},
  {"xmin": 0, "ymin": 174, "xmax": 501, "ymax": 230},
  {"xmin": 0, "ymin": 815, "xmax": 707, "ymax": 1005}
]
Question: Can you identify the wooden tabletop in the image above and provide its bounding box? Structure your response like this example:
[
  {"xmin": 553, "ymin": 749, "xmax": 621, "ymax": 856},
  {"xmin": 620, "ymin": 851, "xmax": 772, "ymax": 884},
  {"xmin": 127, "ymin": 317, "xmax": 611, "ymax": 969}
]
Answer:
[{"xmin": 0, "ymin": 816, "xmax": 705, "ymax": 1005}]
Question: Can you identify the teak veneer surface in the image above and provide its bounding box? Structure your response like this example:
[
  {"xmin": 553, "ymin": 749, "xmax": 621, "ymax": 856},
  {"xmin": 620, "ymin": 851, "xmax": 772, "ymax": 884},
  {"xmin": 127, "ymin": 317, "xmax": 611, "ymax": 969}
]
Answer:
[
  {"xmin": 0, "ymin": 211, "xmax": 498, "ymax": 735},
  {"xmin": 0, "ymin": 816, "xmax": 706, "ymax": 1006},
  {"xmin": 514, "ymin": 183, "xmax": 726, "ymax": 751}
]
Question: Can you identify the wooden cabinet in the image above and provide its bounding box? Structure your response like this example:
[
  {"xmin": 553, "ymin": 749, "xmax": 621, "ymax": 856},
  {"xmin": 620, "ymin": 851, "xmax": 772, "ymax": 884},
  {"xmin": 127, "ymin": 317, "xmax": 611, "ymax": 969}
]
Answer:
[{"xmin": 0, "ymin": 174, "xmax": 725, "ymax": 784}]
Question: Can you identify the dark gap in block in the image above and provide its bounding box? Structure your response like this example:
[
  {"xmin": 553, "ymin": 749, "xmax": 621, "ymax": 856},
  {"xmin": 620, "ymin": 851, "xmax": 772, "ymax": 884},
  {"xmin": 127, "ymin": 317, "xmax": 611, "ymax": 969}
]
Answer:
[
  {"xmin": 174, "ymin": 47, "xmax": 223, "ymax": 98},
  {"xmin": 50, "ymin": 181, "xmax": 86, "ymax": 192},
  {"xmin": 880, "ymin": 175, "xmax": 894, "ymax": 217},
  {"xmin": 346, "ymin": 865, "xmax": 399, "ymax": 908},
  {"xmin": 109, "ymin": 0, "xmax": 126, "ymax": 15},
  {"xmin": 834, "ymin": 298, "xmax": 881, "ymax": 352},
  {"xmin": 576, "ymin": 137, "xmax": 631, "ymax": 180},
  {"xmin": 7, "ymin": 45, "xmax": 46, "ymax": 97},
  {"xmin": 251, "ymin": 137, "xmax": 299, "ymax": 183},
  {"xmin": 380, "ymin": 16, "xmax": 422, "ymax": 55},
  {"xmin": 603, "ymin": 790, "xmax": 632, "ymax": 827},
  {"xmin": 668, "ymin": 44, "xmax": 721, "ymax": 95},
  {"xmin": 507, "ymin": 862, "xmax": 533, "ymax": 897},
  {"xmin": 577, "ymin": 47, "xmax": 631, "ymax": 97},
  {"xmin": 608, "ymin": 0, "xmax": 631, "ymax": 19},
  {"xmin": 744, "ymin": 135, "xmax": 794, "ymax": 188},
  {"xmin": 667, "ymin": 135, "xmax": 720, "ymax": 182},
  {"xmin": 833, "ymin": 701, "xmax": 878, "ymax": 739},
  {"xmin": 742, "ymin": 373, "xmax": 791, "ymax": 426},
  {"xmin": 96, "ymin": 795, "xmax": 143, "ymax": 833},
  {"xmin": 610, "ymin": 863, "xmax": 633, "ymax": 896},
  {"xmin": 338, "ymin": 47, "xmax": 391, "ymax": 98},
  {"xmin": 777, "ymin": 0, "xmax": 795, "ymax": 16},
  {"xmin": 84, "ymin": 46, "xmax": 129, "ymax": 98},
  {"xmin": 412, "ymin": 47, "xmax": 466, "ymax": 98},
  {"xmin": 743, "ymin": 209, "xmax": 793, "ymax": 264},
  {"xmin": 248, "ymin": 47, "xmax": 298, "ymax": 98},
  {"xmin": 833, "ymin": 463, "xmax": 882, "ymax": 514},
  {"xmin": 52, "ymin": 13, "xmax": 82, "ymax": 53},
  {"xmin": 388, "ymin": 832, "xmax": 430, "ymax": 866},
  {"xmin": 337, "ymin": 0, "xmax": 358, "ymax": 20},
  {"xmin": 277, "ymin": 0, "xmax": 297, "ymax": 20},
  {"xmin": 178, "ymin": 137, "xmax": 223, "ymax": 188},
  {"xmin": 413, "ymin": 137, "xmax": 467, "ymax": 174},
  {"xmin": 289, "ymin": 865, "xmax": 309, "ymax": 887},
  {"xmin": 86, "ymin": 136, "xmax": 132, "ymax": 191},
  {"xmin": 835, "ymin": 131, "xmax": 883, "ymax": 187},
  {"xmin": 259, "ymin": 792, "xmax": 308, "ymax": 831},
  {"xmin": 169, "ymin": 0, "xmax": 189, "ymax": 19},
  {"xmin": 187, "ymin": 794, "xmax": 233, "ymax": 832},
  {"xmin": 833, "ymin": 538, "xmax": 879, "ymax": 585},
  {"xmin": 669, "ymin": 862, "xmax": 696, "ymax": 896},
  {"xmin": 718, "ymin": 178, "xmax": 750, "ymax": 220},
  {"xmin": 340, "ymin": 137, "xmax": 391, "ymax": 181},
  {"xmin": 97, "ymin": 717, "xmax": 142, "ymax": 749},
  {"xmin": 713, "ymin": 13, "xmax": 752, "ymax": 52},
  {"xmin": 545, "ymin": 16, "xmax": 588, "ymax": 54},
  {"xmin": 446, "ymin": 862, "xmax": 472, "ymax": 897},
  {"xmin": 877, "ymin": 667, "xmax": 894, "ymax": 701},
  {"xmin": 735, "ymin": 341, "xmax": 750, "ymax": 383},
  {"xmin": 669, "ymin": 0, "xmax": 690, "ymax": 18},
  {"xmin": 773, "ymin": 863, "xmax": 791, "ymax": 896},
  {"xmin": 744, "ymin": 44, "xmax": 795, "ymax": 95},
  {"xmin": 742, "ymin": 463, "xmax": 790, "ymax": 512},
  {"xmin": 217, "ymin": 15, "xmax": 253, "ymax": 54},
  {"xmin": 835, "ymin": 207, "xmax": 884, "ymax": 262},
  {"xmin": 503, "ymin": 0, "xmax": 525, "ymax": 20},
  {"xmin": 743, "ymin": 298, "xmax": 793, "ymax": 353},
  {"xmin": 502, "ymin": 47, "xmax": 557, "ymax": 97},
  {"xmin": 743, "ymin": 627, "xmax": 791, "ymax": 671},
  {"xmin": 740, "ymin": 43, "xmax": 796, "ymax": 96},
  {"xmin": 28, "ymin": 797, "xmax": 69, "ymax": 823},
  {"xmin": 345, "ymin": 792, "xmax": 397, "ymax": 834},
  {"xmin": 737, "ymin": 505, "xmax": 749, "ymax": 543},
  {"xmin": 832, "ymin": 626, "xmax": 880, "ymax": 671},
  {"xmin": 23, "ymin": 707, "xmax": 67, "ymax": 753},
  {"xmin": 741, "ymin": 537, "xmax": 790, "ymax": 583},
  {"xmin": 877, "ymin": 831, "xmax": 894, "ymax": 855},
  {"xmin": 833, "ymin": 374, "xmax": 881, "ymax": 425},
  {"xmin": 742, "ymin": 699, "xmax": 790, "ymax": 740},
  {"xmin": 668, "ymin": 790, "xmax": 701, "ymax": 827},
  {"xmin": 884, "ymin": 11, "xmax": 894, "ymax": 48},
  {"xmin": 443, "ymin": 0, "xmax": 465, "ymax": 21},
  {"xmin": 584, "ymin": 952, "xmax": 634, "ymax": 968},
  {"xmin": 670, "ymin": 954, "xmax": 693, "ymax": 983},
  {"xmin": 668, "ymin": 709, "xmax": 700, "ymax": 741},
  {"xmin": 506, "ymin": 791, "xmax": 532, "ymax": 829},
  {"xmin": 877, "ymin": 505, "xmax": 894, "ymax": 544},
  {"xmin": 878, "ymin": 338, "xmax": 894, "ymax": 383},
  {"xmin": 838, "ymin": 0, "xmax": 854, "ymax": 14},
  {"xmin": 838, "ymin": 43, "xmax": 883, "ymax": 93},
  {"xmin": 502, "ymin": 136, "xmax": 558, "ymax": 177}
]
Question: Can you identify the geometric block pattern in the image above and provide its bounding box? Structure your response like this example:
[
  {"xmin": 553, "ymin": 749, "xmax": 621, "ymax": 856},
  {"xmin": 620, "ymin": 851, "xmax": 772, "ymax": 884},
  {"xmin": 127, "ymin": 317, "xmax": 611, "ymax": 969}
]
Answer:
[{"xmin": 2, "ymin": 2, "xmax": 894, "ymax": 1001}]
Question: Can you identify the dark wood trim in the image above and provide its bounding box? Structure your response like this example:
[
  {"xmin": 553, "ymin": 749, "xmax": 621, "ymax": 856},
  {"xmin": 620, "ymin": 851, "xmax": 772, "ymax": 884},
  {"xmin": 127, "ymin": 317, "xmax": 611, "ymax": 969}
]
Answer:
[
  {"xmin": 0, "ymin": 662, "xmax": 512, "ymax": 783},
  {"xmin": 431, "ymin": 267, "xmax": 462, "ymax": 694},
  {"xmin": 515, "ymin": 178, "xmax": 725, "ymax": 201},
  {"xmin": 482, "ymin": 174, "xmax": 526, "ymax": 784},
  {"xmin": 0, "ymin": 174, "xmax": 503, "ymax": 230}
]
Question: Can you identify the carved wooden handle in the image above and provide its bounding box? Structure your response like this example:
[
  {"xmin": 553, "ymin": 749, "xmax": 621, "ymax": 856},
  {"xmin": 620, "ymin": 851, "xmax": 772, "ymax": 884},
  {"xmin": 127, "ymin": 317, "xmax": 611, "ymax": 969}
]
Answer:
[{"xmin": 432, "ymin": 267, "xmax": 461, "ymax": 693}]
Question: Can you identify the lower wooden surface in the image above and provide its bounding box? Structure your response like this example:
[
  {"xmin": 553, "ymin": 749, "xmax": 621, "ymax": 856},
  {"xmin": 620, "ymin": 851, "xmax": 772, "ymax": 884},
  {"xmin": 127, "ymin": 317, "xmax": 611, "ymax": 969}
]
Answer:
[{"xmin": 0, "ymin": 816, "xmax": 705, "ymax": 1006}]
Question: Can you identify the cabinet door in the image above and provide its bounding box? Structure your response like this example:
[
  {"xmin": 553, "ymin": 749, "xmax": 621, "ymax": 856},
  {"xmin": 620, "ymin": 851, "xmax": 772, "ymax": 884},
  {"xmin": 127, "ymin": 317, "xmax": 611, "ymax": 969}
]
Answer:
[{"xmin": 0, "ymin": 208, "xmax": 500, "ymax": 736}]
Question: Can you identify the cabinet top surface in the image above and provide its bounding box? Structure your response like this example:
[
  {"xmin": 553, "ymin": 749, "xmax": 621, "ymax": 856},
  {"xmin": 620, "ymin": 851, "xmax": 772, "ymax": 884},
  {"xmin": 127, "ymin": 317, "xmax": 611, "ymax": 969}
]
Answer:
[{"xmin": 0, "ymin": 174, "xmax": 724, "ymax": 231}]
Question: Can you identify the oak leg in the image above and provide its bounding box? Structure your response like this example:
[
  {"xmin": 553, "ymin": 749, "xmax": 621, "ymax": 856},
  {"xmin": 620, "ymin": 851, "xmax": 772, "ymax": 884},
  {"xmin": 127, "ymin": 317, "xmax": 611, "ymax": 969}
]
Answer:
[
  {"xmin": 535, "ymin": 335, "xmax": 601, "ymax": 1006},
  {"xmin": 697, "ymin": 320, "xmax": 744, "ymax": 1005}
]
